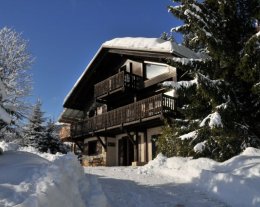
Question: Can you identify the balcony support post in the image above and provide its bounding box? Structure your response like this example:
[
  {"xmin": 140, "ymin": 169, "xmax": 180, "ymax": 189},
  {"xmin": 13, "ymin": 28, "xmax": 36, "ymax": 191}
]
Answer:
[
  {"xmin": 75, "ymin": 141, "xmax": 83, "ymax": 152},
  {"xmin": 97, "ymin": 135, "xmax": 107, "ymax": 152},
  {"xmin": 144, "ymin": 130, "xmax": 148, "ymax": 162},
  {"xmin": 126, "ymin": 131, "xmax": 138, "ymax": 162},
  {"xmin": 126, "ymin": 132, "xmax": 136, "ymax": 145},
  {"xmin": 135, "ymin": 131, "xmax": 139, "ymax": 162}
]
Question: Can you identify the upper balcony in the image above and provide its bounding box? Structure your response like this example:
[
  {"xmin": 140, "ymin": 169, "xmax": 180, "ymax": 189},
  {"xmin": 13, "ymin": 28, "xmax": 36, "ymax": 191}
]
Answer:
[
  {"xmin": 94, "ymin": 71, "xmax": 143, "ymax": 99},
  {"xmin": 70, "ymin": 93, "xmax": 175, "ymax": 138}
]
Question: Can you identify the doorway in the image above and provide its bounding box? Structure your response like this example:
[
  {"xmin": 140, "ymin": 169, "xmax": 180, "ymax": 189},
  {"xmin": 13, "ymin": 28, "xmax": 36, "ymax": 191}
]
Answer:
[{"xmin": 118, "ymin": 136, "xmax": 134, "ymax": 166}]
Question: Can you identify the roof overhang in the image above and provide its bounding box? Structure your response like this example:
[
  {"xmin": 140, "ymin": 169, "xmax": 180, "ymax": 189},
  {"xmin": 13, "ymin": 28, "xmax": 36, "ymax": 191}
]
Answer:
[{"xmin": 59, "ymin": 108, "xmax": 84, "ymax": 123}]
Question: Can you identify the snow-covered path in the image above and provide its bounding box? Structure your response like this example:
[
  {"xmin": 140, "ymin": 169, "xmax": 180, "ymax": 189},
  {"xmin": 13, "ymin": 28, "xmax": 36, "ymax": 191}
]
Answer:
[{"xmin": 84, "ymin": 167, "xmax": 228, "ymax": 207}]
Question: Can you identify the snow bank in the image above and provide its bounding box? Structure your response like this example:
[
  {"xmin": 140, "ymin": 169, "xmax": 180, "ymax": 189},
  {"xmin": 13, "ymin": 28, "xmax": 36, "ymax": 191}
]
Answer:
[
  {"xmin": 139, "ymin": 148, "xmax": 260, "ymax": 207},
  {"xmin": 0, "ymin": 142, "xmax": 92, "ymax": 207},
  {"xmin": 0, "ymin": 141, "xmax": 19, "ymax": 151}
]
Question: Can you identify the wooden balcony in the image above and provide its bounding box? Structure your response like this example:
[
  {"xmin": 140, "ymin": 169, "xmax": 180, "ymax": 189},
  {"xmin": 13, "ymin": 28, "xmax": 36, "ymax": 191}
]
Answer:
[
  {"xmin": 71, "ymin": 94, "xmax": 175, "ymax": 138},
  {"xmin": 94, "ymin": 71, "xmax": 143, "ymax": 99}
]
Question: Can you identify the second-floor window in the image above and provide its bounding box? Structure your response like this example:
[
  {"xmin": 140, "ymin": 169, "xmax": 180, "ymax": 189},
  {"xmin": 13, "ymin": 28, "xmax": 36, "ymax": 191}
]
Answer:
[{"xmin": 145, "ymin": 62, "xmax": 170, "ymax": 79}]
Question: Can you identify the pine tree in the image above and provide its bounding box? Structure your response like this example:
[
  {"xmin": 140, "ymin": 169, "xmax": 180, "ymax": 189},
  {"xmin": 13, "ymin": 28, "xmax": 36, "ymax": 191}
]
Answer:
[
  {"xmin": 158, "ymin": 0, "xmax": 260, "ymax": 161},
  {"xmin": 45, "ymin": 119, "xmax": 68, "ymax": 154},
  {"xmin": 23, "ymin": 100, "xmax": 46, "ymax": 150}
]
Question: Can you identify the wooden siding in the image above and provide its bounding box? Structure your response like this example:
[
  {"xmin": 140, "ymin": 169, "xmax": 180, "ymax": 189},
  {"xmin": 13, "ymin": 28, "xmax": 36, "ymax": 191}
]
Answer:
[
  {"xmin": 59, "ymin": 125, "xmax": 72, "ymax": 141},
  {"xmin": 94, "ymin": 71, "xmax": 143, "ymax": 98},
  {"xmin": 71, "ymin": 94, "xmax": 175, "ymax": 138}
]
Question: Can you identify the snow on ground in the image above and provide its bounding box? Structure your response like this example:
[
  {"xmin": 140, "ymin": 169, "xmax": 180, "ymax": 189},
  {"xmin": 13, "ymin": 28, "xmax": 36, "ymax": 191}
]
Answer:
[
  {"xmin": 86, "ymin": 148, "xmax": 260, "ymax": 207},
  {"xmin": 85, "ymin": 166, "xmax": 227, "ymax": 207},
  {"xmin": 0, "ymin": 141, "xmax": 109, "ymax": 207},
  {"xmin": 1, "ymin": 140, "xmax": 260, "ymax": 207},
  {"xmin": 139, "ymin": 149, "xmax": 260, "ymax": 207}
]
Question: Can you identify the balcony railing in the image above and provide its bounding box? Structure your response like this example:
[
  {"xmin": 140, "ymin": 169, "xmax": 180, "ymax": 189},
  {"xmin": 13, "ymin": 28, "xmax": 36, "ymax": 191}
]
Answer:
[
  {"xmin": 94, "ymin": 71, "xmax": 143, "ymax": 98},
  {"xmin": 71, "ymin": 94, "xmax": 175, "ymax": 137}
]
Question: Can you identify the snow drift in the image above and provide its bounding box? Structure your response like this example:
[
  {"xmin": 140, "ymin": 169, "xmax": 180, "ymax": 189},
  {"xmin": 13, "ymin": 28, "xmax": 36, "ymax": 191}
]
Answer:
[
  {"xmin": 139, "ymin": 148, "xmax": 260, "ymax": 207},
  {"xmin": 0, "ymin": 142, "xmax": 89, "ymax": 207}
]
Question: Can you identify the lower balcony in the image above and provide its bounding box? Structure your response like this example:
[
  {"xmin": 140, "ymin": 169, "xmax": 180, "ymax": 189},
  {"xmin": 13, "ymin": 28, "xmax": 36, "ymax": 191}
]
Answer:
[{"xmin": 70, "ymin": 94, "xmax": 175, "ymax": 138}]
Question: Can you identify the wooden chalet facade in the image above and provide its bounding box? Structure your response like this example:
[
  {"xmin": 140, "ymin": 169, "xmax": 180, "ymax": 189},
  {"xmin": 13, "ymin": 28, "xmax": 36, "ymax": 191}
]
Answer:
[{"xmin": 59, "ymin": 37, "xmax": 200, "ymax": 166}]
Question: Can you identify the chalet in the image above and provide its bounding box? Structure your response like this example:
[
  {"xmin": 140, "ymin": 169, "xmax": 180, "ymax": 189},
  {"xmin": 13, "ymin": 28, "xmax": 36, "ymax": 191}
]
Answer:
[{"xmin": 59, "ymin": 37, "xmax": 201, "ymax": 166}]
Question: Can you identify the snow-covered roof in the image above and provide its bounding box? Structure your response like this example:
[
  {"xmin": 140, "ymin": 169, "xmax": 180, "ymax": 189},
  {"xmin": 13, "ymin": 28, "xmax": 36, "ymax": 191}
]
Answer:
[{"xmin": 103, "ymin": 37, "xmax": 201, "ymax": 59}]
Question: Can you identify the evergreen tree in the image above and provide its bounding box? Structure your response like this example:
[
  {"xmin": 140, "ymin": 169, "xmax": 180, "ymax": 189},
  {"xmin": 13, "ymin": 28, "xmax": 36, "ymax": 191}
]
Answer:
[
  {"xmin": 158, "ymin": 0, "xmax": 260, "ymax": 161},
  {"xmin": 45, "ymin": 119, "xmax": 68, "ymax": 154},
  {"xmin": 23, "ymin": 100, "xmax": 68, "ymax": 154},
  {"xmin": 23, "ymin": 100, "xmax": 46, "ymax": 150}
]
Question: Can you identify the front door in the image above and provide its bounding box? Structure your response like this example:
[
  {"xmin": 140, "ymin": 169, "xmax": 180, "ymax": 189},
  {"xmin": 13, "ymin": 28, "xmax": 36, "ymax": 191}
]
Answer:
[{"xmin": 118, "ymin": 136, "xmax": 134, "ymax": 166}]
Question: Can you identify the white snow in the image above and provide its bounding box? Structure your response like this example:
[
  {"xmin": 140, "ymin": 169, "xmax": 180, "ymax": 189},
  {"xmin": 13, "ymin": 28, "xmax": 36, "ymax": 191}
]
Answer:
[
  {"xmin": 163, "ymin": 78, "xmax": 198, "ymax": 90},
  {"xmin": 138, "ymin": 149, "xmax": 260, "ymax": 207},
  {"xmin": 171, "ymin": 25, "xmax": 183, "ymax": 32},
  {"xmin": 2, "ymin": 141, "xmax": 260, "ymax": 207},
  {"xmin": 0, "ymin": 141, "xmax": 108, "ymax": 207},
  {"xmin": 103, "ymin": 37, "xmax": 201, "ymax": 59},
  {"xmin": 103, "ymin": 37, "xmax": 174, "ymax": 53},
  {"xmin": 179, "ymin": 130, "xmax": 198, "ymax": 140},
  {"xmin": 0, "ymin": 105, "xmax": 12, "ymax": 124},
  {"xmin": 86, "ymin": 148, "xmax": 260, "ymax": 207},
  {"xmin": 163, "ymin": 89, "xmax": 177, "ymax": 98},
  {"xmin": 193, "ymin": 141, "xmax": 206, "ymax": 152},
  {"xmin": 172, "ymin": 57, "xmax": 204, "ymax": 65},
  {"xmin": 191, "ymin": 3, "xmax": 202, "ymax": 13},
  {"xmin": 0, "ymin": 79, "xmax": 12, "ymax": 124},
  {"xmin": 200, "ymin": 111, "xmax": 223, "ymax": 128},
  {"xmin": 0, "ymin": 141, "xmax": 19, "ymax": 151}
]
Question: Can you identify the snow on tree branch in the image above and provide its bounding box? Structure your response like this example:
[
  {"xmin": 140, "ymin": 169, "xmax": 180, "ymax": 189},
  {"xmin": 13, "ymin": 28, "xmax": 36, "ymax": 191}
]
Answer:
[
  {"xmin": 0, "ymin": 27, "xmax": 32, "ymax": 134},
  {"xmin": 163, "ymin": 78, "xmax": 197, "ymax": 90},
  {"xmin": 199, "ymin": 112, "xmax": 223, "ymax": 129},
  {"xmin": 179, "ymin": 130, "xmax": 198, "ymax": 140}
]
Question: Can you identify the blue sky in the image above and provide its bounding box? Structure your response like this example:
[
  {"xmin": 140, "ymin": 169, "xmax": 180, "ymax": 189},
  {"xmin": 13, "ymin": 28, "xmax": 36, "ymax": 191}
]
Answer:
[{"xmin": 0, "ymin": 0, "xmax": 181, "ymax": 121}]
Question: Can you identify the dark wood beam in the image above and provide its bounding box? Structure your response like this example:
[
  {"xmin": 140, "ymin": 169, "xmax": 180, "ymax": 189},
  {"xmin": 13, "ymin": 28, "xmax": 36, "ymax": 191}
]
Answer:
[
  {"xmin": 135, "ymin": 131, "xmax": 139, "ymax": 162},
  {"xmin": 75, "ymin": 141, "xmax": 83, "ymax": 152},
  {"xmin": 144, "ymin": 130, "xmax": 148, "ymax": 162},
  {"xmin": 126, "ymin": 132, "xmax": 136, "ymax": 145},
  {"xmin": 97, "ymin": 135, "xmax": 107, "ymax": 151}
]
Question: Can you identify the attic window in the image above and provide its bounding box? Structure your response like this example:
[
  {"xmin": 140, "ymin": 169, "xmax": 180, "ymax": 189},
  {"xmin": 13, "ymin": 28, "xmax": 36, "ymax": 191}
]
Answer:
[{"xmin": 145, "ymin": 62, "xmax": 169, "ymax": 79}]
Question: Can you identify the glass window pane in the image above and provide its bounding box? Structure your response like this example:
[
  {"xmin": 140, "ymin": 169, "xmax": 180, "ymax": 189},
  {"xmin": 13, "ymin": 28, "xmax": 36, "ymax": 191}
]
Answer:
[{"xmin": 146, "ymin": 63, "xmax": 169, "ymax": 79}]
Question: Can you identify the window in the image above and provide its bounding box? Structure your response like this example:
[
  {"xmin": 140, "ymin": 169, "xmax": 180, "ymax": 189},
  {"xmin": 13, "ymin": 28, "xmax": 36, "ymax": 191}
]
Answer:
[
  {"xmin": 145, "ymin": 62, "xmax": 169, "ymax": 79},
  {"xmin": 88, "ymin": 140, "xmax": 97, "ymax": 155}
]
